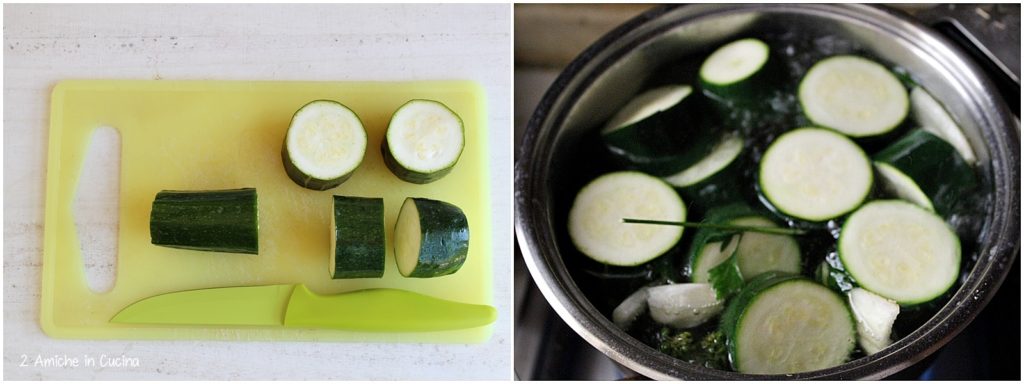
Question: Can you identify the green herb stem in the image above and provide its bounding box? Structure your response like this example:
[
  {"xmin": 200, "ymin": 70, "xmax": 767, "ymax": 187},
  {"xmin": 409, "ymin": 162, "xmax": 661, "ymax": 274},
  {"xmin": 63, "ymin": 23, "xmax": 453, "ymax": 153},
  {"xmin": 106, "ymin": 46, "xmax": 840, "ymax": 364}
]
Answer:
[{"xmin": 622, "ymin": 218, "xmax": 809, "ymax": 236}]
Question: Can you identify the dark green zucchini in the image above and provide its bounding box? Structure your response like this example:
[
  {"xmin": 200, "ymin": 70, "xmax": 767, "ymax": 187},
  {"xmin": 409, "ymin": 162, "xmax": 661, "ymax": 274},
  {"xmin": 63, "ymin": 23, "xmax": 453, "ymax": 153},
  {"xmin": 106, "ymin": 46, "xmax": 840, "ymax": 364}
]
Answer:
[
  {"xmin": 330, "ymin": 196, "xmax": 385, "ymax": 279},
  {"xmin": 282, "ymin": 100, "xmax": 367, "ymax": 190},
  {"xmin": 382, "ymin": 99, "xmax": 465, "ymax": 184},
  {"xmin": 872, "ymin": 129, "xmax": 976, "ymax": 215},
  {"xmin": 601, "ymin": 85, "xmax": 720, "ymax": 176},
  {"xmin": 663, "ymin": 134, "xmax": 745, "ymax": 207},
  {"xmin": 394, "ymin": 197, "xmax": 469, "ymax": 278},
  {"xmin": 150, "ymin": 188, "xmax": 258, "ymax": 254}
]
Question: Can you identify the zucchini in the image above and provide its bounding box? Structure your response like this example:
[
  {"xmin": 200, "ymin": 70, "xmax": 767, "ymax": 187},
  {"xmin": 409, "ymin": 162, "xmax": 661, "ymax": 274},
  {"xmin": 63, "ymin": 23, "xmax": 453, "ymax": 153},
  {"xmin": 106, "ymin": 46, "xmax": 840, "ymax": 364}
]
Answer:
[
  {"xmin": 601, "ymin": 85, "xmax": 720, "ymax": 176},
  {"xmin": 569, "ymin": 171, "xmax": 687, "ymax": 266},
  {"xmin": 910, "ymin": 86, "xmax": 977, "ymax": 164},
  {"xmin": 394, "ymin": 197, "xmax": 469, "ymax": 278},
  {"xmin": 647, "ymin": 283, "xmax": 723, "ymax": 329},
  {"xmin": 663, "ymin": 134, "xmax": 745, "ymax": 206},
  {"xmin": 873, "ymin": 129, "xmax": 976, "ymax": 215},
  {"xmin": 699, "ymin": 38, "xmax": 773, "ymax": 107},
  {"xmin": 282, "ymin": 100, "xmax": 367, "ymax": 190},
  {"xmin": 758, "ymin": 127, "xmax": 873, "ymax": 222},
  {"xmin": 150, "ymin": 188, "xmax": 258, "ymax": 254},
  {"xmin": 721, "ymin": 273, "xmax": 855, "ymax": 374},
  {"xmin": 798, "ymin": 56, "xmax": 909, "ymax": 138},
  {"xmin": 330, "ymin": 196, "xmax": 385, "ymax": 279},
  {"xmin": 689, "ymin": 216, "xmax": 802, "ymax": 284},
  {"xmin": 847, "ymin": 287, "xmax": 900, "ymax": 355},
  {"xmin": 839, "ymin": 200, "xmax": 960, "ymax": 305},
  {"xmin": 382, "ymin": 99, "xmax": 465, "ymax": 184}
]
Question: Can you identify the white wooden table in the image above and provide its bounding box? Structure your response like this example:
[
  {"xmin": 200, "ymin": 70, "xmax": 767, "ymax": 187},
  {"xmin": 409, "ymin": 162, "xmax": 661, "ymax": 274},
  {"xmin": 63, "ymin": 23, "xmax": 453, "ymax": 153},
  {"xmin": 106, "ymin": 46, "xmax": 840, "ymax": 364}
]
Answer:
[{"xmin": 3, "ymin": 4, "xmax": 512, "ymax": 380}]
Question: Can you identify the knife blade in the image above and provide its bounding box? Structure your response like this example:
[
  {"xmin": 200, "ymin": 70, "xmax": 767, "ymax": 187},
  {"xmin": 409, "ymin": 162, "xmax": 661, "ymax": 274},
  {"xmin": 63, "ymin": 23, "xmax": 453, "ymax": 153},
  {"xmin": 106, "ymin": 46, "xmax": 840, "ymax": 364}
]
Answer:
[{"xmin": 110, "ymin": 284, "xmax": 497, "ymax": 332}]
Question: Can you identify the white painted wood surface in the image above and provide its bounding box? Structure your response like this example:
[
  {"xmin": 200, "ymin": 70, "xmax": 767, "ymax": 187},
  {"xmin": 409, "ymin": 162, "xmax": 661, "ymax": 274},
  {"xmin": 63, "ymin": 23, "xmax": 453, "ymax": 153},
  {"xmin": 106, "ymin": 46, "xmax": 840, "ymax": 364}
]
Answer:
[{"xmin": 3, "ymin": 4, "xmax": 512, "ymax": 380}]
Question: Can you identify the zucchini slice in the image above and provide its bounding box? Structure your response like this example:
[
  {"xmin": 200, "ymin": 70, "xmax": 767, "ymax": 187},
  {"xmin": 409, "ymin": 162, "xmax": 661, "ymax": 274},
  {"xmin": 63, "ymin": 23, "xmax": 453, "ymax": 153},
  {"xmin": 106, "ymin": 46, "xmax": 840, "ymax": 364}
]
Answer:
[
  {"xmin": 601, "ymin": 85, "xmax": 720, "ymax": 176},
  {"xmin": 150, "ymin": 188, "xmax": 259, "ymax": 254},
  {"xmin": 758, "ymin": 127, "xmax": 872, "ymax": 222},
  {"xmin": 647, "ymin": 283, "xmax": 724, "ymax": 329},
  {"xmin": 839, "ymin": 200, "xmax": 960, "ymax": 305},
  {"xmin": 699, "ymin": 38, "xmax": 772, "ymax": 106},
  {"xmin": 910, "ymin": 86, "xmax": 977, "ymax": 164},
  {"xmin": 798, "ymin": 56, "xmax": 909, "ymax": 138},
  {"xmin": 873, "ymin": 129, "xmax": 976, "ymax": 215},
  {"xmin": 568, "ymin": 171, "xmax": 687, "ymax": 266},
  {"xmin": 282, "ymin": 100, "xmax": 367, "ymax": 190},
  {"xmin": 382, "ymin": 99, "xmax": 465, "ymax": 184},
  {"xmin": 663, "ymin": 134, "xmax": 744, "ymax": 188},
  {"xmin": 394, "ymin": 197, "xmax": 469, "ymax": 278},
  {"xmin": 721, "ymin": 273, "xmax": 855, "ymax": 374},
  {"xmin": 689, "ymin": 215, "xmax": 801, "ymax": 284},
  {"xmin": 330, "ymin": 196, "xmax": 385, "ymax": 279}
]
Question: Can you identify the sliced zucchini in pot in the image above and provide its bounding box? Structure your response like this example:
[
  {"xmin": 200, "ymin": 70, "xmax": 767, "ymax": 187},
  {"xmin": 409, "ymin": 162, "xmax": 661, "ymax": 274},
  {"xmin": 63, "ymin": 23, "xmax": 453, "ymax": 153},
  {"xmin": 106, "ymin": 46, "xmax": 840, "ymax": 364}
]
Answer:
[
  {"xmin": 910, "ymin": 86, "xmax": 977, "ymax": 164},
  {"xmin": 873, "ymin": 129, "xmax": 976, "ymax": 215},
  {"xmin": 838, "ymin": 200, "xmax": 960, "ymax": 306},
  {"xmin": 798, "ymin": 55, "xmax": 909, "ymax": 138},
  {"xmin": 699, "ymin": 38, "xmax": 774, "ymax": 107},
  {"xmin": 601, "ymin": 85, "xmax": 720, "ymax": 176},
  {"xmin": 382, "ymin": 99, "xmax": 465, "ymax": 184},
  {"xmin": 720, "ymin": 273, "xmax": 855, "ymax": 374},
  {"xmin": 330, "ymin": 196, "xmax": 385, "ymax": 279},
  {"xmin": 568, "ymin": 171, "xmax": 687, "ymax": 266},
  {"xmin": 758, "ymin": 127, "xmax": 873, "ymax": 222},
  {"xmin": 282, "ymin": 100, "xmax": 367, "ymax": 190},
  {"xmin": 394, "ymin": 197, "xmax": 469, "ymax": 278}
]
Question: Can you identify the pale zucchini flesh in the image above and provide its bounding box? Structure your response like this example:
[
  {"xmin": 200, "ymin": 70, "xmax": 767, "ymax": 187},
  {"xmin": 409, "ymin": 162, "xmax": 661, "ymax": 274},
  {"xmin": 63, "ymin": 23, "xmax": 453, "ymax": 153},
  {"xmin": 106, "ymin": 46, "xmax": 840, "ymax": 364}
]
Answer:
[
  {"xmin": 383, "ymin": 100, "xmax": 465, "ymax": 184},
  {"xmin": 799, "ymin": 56, "xmax": 909, "ymax": 138},
  {"xmin": 664, "ymin": 134, "xmax": 743, "ymax": 188},
  {"xmin": 758, "ymin": 128, "xmax": 872, "ymax": 221},
  {"xmin": 699, "ymin": 38, "xmax": 770, "ymax": 86},
  {"xmin": 602, "ymin": 85, "xmax": 692, "ymax": 134},
  {"xmin": 568, "ymin": 171, "xmax": 687, "ymax": 266},
  {"xmin": 283, "ymin": 100, "xmax": 367, "ymax": 190},
  {"xmin": 910, "ymin": 86, "xmax": 977, "ymax": 164}
]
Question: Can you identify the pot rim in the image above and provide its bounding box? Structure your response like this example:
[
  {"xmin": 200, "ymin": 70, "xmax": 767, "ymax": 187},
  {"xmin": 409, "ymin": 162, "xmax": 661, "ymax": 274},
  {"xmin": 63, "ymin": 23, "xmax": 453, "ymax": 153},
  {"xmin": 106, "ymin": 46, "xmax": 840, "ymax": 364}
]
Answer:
[{"xmin": 515, "ymin": 3, "xmax": 1021, "ymax": 380}]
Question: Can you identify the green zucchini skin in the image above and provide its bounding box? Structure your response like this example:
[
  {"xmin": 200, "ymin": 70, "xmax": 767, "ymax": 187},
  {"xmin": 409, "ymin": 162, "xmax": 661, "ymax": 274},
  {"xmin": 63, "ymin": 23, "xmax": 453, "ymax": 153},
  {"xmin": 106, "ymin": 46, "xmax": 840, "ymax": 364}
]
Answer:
[
  {"xmin": 699, "ymin": 39, "xmax": 779, "ymax": 111},
  {"xmin": 282, "ymin": 146, "xmax": 354, "ymax": 191},
  {"xmin": 150, "ymin": 188, "xmax": 259, "ymax": 254},
  {"xmin": 331, "ymin": 196, "xmax": 385, "ymax": 279},
  {"xmin": 602, "ymin": 92, "xmax": 720, "ymax": 176},
  {"xmin": 685, "ymin": 203, "xmax": 759, "ymax": 280},
  {"xmin": 381, "ymin": 139, "xmax": 453, "ymax": 184},
  {"xmin": 401, "ymin": 198, "xmax": 470, "ymax": 278},
  {"xmin": 873, "ymin": 129, "xmax": 977, "ymax": 215}
]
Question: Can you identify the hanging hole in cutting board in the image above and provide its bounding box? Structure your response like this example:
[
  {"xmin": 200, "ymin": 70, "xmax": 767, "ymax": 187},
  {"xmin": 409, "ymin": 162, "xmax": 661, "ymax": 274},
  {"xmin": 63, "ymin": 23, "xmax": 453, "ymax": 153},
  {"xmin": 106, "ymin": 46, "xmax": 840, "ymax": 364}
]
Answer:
[{"xmin": 73, "ymin": 125, "xmax": 121, "ymax": 294}]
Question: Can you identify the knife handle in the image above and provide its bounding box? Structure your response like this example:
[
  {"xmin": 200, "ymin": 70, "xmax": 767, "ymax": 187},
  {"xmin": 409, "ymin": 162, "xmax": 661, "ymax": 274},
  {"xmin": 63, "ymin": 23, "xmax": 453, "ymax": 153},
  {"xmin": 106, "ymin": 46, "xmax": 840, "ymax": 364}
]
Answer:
[{"xmin": 283, "ymin": 285, "xmax": 497, "ymax": 332}]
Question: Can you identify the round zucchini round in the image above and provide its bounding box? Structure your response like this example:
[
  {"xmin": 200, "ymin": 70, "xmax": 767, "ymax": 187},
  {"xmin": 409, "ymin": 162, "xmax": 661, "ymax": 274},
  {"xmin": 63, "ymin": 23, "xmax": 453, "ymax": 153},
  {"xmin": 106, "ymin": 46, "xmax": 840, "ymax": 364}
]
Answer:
[{"xmin": 282, "ymin": 100, "xmax": 367, "ymax": 190}]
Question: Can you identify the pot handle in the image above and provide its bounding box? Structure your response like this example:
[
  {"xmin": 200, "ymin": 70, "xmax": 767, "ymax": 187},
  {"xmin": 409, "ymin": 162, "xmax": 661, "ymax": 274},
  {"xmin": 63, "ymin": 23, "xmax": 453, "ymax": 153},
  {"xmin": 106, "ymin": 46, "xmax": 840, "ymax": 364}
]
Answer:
[{"xmin": 911, "ymin": 4, "xmax": 1020, "ymax": 119}]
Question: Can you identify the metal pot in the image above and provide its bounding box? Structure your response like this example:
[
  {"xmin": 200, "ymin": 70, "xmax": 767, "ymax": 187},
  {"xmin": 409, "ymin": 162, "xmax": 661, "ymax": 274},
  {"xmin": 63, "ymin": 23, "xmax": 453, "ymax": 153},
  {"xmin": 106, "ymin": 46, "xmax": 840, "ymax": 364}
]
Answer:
[{"xmin": 515, "ymin": 4, "xmax": 1020, "ymax": 379}]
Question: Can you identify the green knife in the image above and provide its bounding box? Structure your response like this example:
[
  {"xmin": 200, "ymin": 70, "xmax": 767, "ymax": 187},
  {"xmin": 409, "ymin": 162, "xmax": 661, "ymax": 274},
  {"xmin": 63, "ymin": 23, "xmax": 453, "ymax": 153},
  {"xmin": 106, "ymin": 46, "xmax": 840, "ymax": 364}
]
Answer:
[{"xmin": 110, "ymin": 284, "xmax": 497, "ymax": 332}]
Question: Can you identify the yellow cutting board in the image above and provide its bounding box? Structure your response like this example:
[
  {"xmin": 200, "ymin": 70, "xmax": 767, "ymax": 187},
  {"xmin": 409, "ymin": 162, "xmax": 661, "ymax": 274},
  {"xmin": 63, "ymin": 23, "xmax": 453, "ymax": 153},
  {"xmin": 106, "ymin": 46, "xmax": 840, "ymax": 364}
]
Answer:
[{"xmin": 41, "ymin": 80, "xmax": 493, "ymax": 343}]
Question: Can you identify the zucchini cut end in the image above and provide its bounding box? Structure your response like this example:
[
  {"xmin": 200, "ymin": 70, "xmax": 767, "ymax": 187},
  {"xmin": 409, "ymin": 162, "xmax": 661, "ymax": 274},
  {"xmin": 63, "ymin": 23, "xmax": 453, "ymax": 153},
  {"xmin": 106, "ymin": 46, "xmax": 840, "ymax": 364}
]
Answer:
[
  {"xmin": 284, "ymin": 100, "xmax": 367, "ymax": 189},
  {"xmin": 384, "ymin": 100, "xmax": 465, "ymax": 182}
]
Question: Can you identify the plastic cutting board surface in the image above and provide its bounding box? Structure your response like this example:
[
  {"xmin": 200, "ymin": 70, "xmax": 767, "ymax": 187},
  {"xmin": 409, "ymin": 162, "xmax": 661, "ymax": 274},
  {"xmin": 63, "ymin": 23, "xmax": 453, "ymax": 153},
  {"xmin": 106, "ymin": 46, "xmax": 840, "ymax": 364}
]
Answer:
[{"xmin": 41, "ymin": 80, "xmax": 493, "ymax": 342}]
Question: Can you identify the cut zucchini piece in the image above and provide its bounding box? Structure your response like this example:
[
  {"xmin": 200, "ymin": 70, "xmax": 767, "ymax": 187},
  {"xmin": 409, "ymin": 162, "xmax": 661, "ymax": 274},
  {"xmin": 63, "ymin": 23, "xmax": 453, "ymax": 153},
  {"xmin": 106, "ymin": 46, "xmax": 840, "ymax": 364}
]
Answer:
[
  {"xmin": 721, "ymin": 273, "xmax": 855, "ymax": 374},
  {"xmin": 569, "ymin": 171, "xmax": 687, "ymax": 266},
  {"xmin": 699, "ymin": 38, "xmax": 773, "ymax": 106},
  {"xmin": 150, "ymin": 188, "xmax": 259, "ymax": 254},
  {"xmin": 910, "ymin": 86, "xmax": 977, "ymax": 164},
  {"xmin": 873, "ymin": 129, "xmax": 976, "ymax": 215},
  {"xmin": 848, "ymin": 287, "xmax": 900, "ymax": 355},
  {"xmin": 282, "ymin": 100, "xmax": 367, "ymax": 190},
  {"xmin": 663, "ymin": 134, "xmax": 744, "ymax": 188},
  {"xmin": 758, "ymin": 127, "xmax": 872, "ymax": 222},
  {"xmin": 647, "ymin": 283, "xmax": 723, "ymax": 329},
  {"xmin": 601, "ymin": 85, "xmax": 720, "ymax": 176},
  {"xmin": 799, "ymin": 55, "xmax": 909, "ymax": 138},
  {"xmin": 382, "ymin": 99, "xmax": 465, "ymax": 184},
  {"xmin": 839, "ymin": 200, "xmax": 961, "ymax": 305},
  {"xmin": 394, "ymin": 197, "xmax": 469, "ymax": 278},
  {"xmin": 689, "ymin": 215, "xmax": 802, "ymax": 284},
  {"xmin": 330, "ymin": 196, "xmax": 385, "ymax": 279}
]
